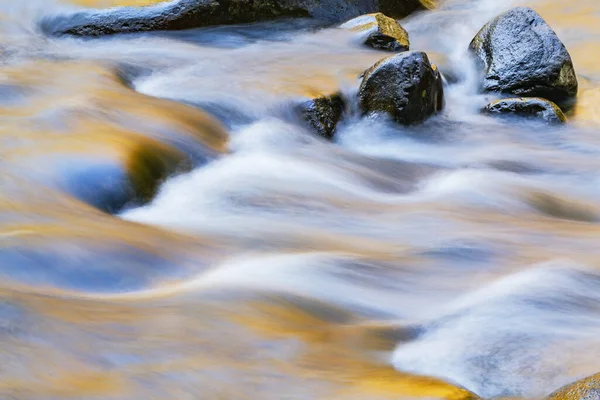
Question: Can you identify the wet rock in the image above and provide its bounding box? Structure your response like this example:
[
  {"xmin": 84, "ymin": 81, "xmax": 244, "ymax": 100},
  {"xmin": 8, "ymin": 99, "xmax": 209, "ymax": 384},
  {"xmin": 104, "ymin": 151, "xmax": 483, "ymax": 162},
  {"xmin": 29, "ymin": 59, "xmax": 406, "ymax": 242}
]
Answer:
[
  {"xmin": 469, "ymin": 7, "xmax": 577, "ymax": 106},
  {"xmin": 42, "ymin": 0, "xmax": 436, "ymax": 37},
  {"xmin": 547, "ymin": 373, "xmax": 600, "ymax": 400},
  {"xmin": 341, "ymin": 13, "xmax": 409, "ymax": 52},
  {"xmin": 297, "ymin": 93, "xmax": 345, "ymax": 140},
  {"xmin": 485, "ymin": 97, "xmax": 567, "ymax": 124},
  {"xmin": 358, "ymin": 51, "xmax": 444, "ymax": 124}
]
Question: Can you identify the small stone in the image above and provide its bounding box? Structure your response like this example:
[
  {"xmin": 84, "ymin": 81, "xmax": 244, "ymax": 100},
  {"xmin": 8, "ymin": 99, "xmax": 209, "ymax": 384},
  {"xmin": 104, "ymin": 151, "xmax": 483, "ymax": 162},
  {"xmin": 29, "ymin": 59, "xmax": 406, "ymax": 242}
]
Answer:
[
  {"xmin": 297, "ymin": 93, "xmax": 345, "ymax": 140},
  {"xmin": 341, "ymin": 13, "xmax": 409, "ymax": 52},
  {"xmin": 485, "ymin": 97, "xmax": 567, "ymax": 124}
]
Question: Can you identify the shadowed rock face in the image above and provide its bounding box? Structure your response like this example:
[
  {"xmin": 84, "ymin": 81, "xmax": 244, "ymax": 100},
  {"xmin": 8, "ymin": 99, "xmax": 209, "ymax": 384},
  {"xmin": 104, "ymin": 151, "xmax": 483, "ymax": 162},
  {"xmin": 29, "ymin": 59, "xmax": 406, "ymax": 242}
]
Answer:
[
  {"xmin": 297, "ymin": 93, "xmax": 346, "ymax": 140},
  {"xmin": 469, "ymin": 7, "xmax": 577, "ymax": 106},
  {"xmin": 358, "ymin": 51, "xmax": 444, "ymax": 124},
  {"xmin": 41, "ymin": 0, "xmax": 434, "ymax": 37},
  {"xmin": 485, "ymin": 97, "xmax": 567, "ymax": 124}
]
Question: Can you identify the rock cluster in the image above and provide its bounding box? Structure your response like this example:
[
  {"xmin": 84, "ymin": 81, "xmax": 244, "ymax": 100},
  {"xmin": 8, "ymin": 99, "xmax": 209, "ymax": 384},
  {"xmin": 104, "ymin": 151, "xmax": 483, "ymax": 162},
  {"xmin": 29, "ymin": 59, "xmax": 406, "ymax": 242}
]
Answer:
[
  {"xmin": 470, "ymin": 7, "xmax": 577, "ymax": 124},
  {"xmin": 42, "ymin": 3, "xmax": 579, "ymax": 135}
]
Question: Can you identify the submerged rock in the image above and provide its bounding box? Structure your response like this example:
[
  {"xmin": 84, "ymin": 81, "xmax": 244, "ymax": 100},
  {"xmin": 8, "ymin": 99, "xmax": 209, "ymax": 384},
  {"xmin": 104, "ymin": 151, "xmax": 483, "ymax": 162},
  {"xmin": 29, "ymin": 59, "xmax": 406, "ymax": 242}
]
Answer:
[
  {"xmin": 358, "ymin": 51, "xmax": 444, "ymax": 124},
  {"xmin": 469, "ymin": 7, "xmax": 577, "ymax": 106},
  {"xmin": 485, "ymin": 97, "xmax": 567, "ymax": 124},
  {"xmin": 297, "ymin": 93, "xmax": 345, "ymax": 140},
  {"xmin": 42, "ymin": 0, "xmax": 436, "ymax": 37},
  {"xmin": 341, "ymin": 13, "xmax": 409, "ymax": 52},
  {"xmin": 547, "ymin": 373, "xmax": 600, "ymax": 400}
]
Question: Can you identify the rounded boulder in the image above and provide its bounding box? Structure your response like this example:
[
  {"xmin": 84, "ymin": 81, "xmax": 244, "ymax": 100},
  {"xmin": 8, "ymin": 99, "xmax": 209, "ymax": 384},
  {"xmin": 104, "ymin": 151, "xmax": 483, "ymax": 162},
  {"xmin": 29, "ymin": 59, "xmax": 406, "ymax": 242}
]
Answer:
[
  {"xmin": 469, "ymin": 7, "xmax": 578, "ymax": 106},
  {"xmin": 358, "ymin": 51, "xmax": 444, "ymax": 125}
]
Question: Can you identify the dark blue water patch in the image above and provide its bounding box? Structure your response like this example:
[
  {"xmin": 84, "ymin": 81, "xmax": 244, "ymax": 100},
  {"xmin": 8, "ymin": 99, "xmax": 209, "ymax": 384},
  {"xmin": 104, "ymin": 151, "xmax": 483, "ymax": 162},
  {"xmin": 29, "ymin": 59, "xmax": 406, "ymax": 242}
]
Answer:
[
  {"xmin": 418, "ymin": 241, "xmax": 498, "ymax": 264},
  {"xmin": 142, "ymin": 18, "xmax": 329, "ymax": 49},
  {"xmin": 0, "ymin": 84, "xmax": 29, "ymax": 107},
  {"xmin": 49, "ymin": 158, "xmax": 136, "ymax": 214},
  {"xmin": 0, "ymin": 243, "xmax": 178, "ymax": 293}
]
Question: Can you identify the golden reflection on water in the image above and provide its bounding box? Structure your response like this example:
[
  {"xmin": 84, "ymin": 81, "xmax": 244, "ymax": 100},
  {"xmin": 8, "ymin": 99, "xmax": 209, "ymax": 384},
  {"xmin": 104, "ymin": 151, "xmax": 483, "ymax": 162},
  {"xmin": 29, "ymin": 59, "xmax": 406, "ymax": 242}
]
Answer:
[
  {"xmin": 2, "ymin": 287, "xmax": 480, "ymax": 399},
  {"xmin": 525, "ymin": 0, "xmax": 600, "ymax": 125},
  {"xmin": 1, "ymin": 0, "xmax": 600, "ymax": 399}
]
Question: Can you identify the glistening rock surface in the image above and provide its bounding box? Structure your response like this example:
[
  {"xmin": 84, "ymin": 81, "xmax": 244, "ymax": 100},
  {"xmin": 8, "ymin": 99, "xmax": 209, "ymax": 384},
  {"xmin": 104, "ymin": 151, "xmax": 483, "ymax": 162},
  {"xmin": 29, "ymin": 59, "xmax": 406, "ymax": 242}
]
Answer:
[
  {"xmin": 469, "ymin": 7, "xmax": 577, "ymax": 106},
  {"xmin": 341, "ymin": 13, "xmax": 409, "ymax": 52},
  {"xmin": 358, "ymin": 51, "xmax": 444, "ymax": 124}
]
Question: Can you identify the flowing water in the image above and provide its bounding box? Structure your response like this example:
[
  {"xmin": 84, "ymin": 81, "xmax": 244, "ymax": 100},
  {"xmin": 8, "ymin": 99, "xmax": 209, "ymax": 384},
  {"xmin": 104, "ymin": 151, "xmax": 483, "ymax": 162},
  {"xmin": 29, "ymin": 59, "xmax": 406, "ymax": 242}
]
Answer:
[{"xmin": 2, "ymin": 0, "xmax": 600, "ymax": 398}]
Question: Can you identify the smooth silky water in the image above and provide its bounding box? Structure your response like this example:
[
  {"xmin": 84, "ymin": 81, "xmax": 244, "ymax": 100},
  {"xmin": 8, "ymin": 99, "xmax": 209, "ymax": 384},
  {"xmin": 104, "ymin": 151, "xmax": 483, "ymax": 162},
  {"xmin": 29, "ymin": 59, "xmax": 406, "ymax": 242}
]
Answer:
[{"xmin": 1, "ymin": 0, "xmax": 600, "ymax": 398}]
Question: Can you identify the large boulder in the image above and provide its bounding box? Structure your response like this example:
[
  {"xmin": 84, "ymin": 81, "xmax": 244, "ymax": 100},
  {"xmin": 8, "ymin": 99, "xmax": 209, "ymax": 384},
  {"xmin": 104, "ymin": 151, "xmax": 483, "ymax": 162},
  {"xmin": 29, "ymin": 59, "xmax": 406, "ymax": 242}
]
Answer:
[
  {"xmin": 358, "ymin": 51, "xmax": 444, "ymax": 124},
  {"xmin": 341, "ymin": 13, "xmax": 409, "ymax": 52},
  {"xmin": 547, "ymin": 373, "xmax": 600, "ymax": 400},
  {"xmin": 485, "ymin": 97, "xmax": 567, "ymax": 124},
  {"xmin": 42, "ymin": 0, "xmax": 435, "ymax": 37},
  {"xmin": 469, "ymin": 7, "xmax": 577, "ymax": 106},
  {"xmin": 297, "ymin": 93, "xmax": 345, "ymax": 140}
]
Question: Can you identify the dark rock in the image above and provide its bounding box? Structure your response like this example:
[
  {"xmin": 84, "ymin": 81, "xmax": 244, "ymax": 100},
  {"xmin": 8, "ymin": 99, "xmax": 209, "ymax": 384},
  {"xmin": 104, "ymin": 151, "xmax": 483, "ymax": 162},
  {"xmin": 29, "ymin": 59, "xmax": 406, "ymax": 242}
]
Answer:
[
  {"xmin": 42, "ymin": 0, "xmax": 436, "ymax": 37},
  {"xmin": 547, "ymin": 373, "xmax": 600, "ymax": 400},
  {"xmin": 297, "ymin": 93, "xmax": 345, "ymax": 140},
  {"xmin": 469, "ymin": 7, "xmax": 577, "ymax": 106},
  {"xmin": 341, "ymin": 13, "xmax": 409, "ymax": 52},
  {"xmin": 358, "ymin": 51, "xmax": 444, "ymax": 124},
  {"xmin": 485, "ymin": 97, "xmax": 567, "ymax": 124}
]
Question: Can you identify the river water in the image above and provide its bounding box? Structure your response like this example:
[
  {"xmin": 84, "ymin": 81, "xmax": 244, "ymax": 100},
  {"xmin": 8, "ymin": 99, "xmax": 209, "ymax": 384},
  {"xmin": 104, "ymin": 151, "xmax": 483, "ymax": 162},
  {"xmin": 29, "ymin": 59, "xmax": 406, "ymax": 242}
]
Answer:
[{"xmin": 1, "ymin": 0, "xmax": 600, "ymax": 399}]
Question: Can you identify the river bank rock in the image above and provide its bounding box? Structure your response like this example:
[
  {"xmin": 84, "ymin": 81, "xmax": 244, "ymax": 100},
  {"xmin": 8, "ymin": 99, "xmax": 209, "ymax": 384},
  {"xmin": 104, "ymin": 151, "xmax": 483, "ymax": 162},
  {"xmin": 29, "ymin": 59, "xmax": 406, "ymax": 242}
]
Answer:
[
  {"xmin": 485, "ymin": 97, "xmax": 567, "ymax": 124},
  {"xmin": 469, "ymin": 7, "xmax": 577, "ymax": 106},
  {"xmin": 297, "ymin": 93, "xmax": 345, "ymax": 140},
  {"xmin": 547, "ymin": 373, "xmax": 600, "ymax": 400},
  {"xmin": 43, "ymin": 0, "xmax": 435, "ymax": 37},
  {"xmin": 341, "ymin": 13, "xmax": 409, "ymax": 52},
  {"xmin": 358, "ymin": 51, "xmax": 444, "ymax": 124}
]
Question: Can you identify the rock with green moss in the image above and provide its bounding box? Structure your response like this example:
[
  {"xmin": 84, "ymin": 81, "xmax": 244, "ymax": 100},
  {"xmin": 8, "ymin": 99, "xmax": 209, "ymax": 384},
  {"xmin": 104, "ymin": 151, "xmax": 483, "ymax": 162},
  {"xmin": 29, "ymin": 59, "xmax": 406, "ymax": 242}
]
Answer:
[
  {"xmin": 547, "ymin": 373, "xmax": 600, "ymax": 400},
  {"xmin": 358, "ymin": 51, "xmax": 444, "ymax": 125},
  {"xmin": 485, "ymin": 97, "xmax": 567, "ymax": 124},
  {"xmin": 341, "ymin": 13, "xmax": 409, "ymax": 52},
  {"xmin": 42, "ymin": 0, "xmax": 436, "ymax": 37},
  {"xmin": 469, "ymin": 7, "xmax": 577, "ymax": 106},
  {"xmin": 297, "ymin": 93, "xmax": 345, "ymax": 140}
]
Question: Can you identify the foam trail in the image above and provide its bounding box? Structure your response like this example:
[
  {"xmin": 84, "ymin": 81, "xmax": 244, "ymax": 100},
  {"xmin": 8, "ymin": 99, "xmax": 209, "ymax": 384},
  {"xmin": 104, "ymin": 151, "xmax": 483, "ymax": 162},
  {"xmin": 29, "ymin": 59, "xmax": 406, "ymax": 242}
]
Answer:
[{"xmin": 393, "ymin": 262, "xmax": 600, "ymax": 398}]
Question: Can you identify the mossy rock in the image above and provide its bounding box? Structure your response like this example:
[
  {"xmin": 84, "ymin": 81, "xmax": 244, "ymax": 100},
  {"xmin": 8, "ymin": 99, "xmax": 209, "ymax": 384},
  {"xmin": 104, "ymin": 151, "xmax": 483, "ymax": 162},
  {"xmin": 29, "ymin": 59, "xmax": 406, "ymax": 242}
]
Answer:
[
  {"xmin": 341, "ymin": 13, "xmax": 409, "ymax": 52},
  {"xmin": 547, "ymin": 373, "xmax": 600, "ymax": 400}
]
